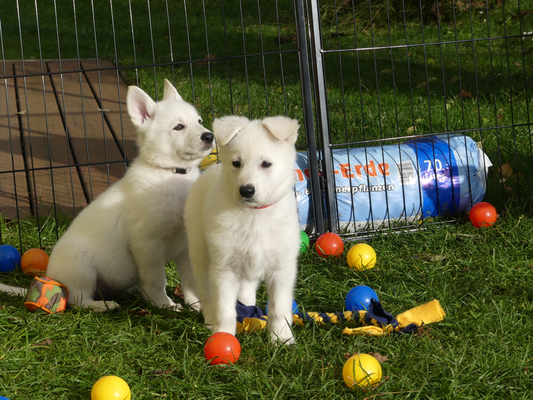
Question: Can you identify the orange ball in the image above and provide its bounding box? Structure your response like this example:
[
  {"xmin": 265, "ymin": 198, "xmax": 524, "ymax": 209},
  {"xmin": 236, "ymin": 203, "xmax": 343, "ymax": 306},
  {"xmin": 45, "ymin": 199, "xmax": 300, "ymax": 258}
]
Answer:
[
  {"xmin": 21, "ymin": 248, "xmax": 49, "ymax": 276},
  {"xmin": 315, "ymin": 233, "xmax": 344, "ymax": 258}
]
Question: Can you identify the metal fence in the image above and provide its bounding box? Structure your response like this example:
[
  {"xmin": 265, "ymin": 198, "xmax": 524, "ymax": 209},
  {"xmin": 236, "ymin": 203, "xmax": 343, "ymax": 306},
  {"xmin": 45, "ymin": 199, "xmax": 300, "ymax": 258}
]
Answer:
[{"xmin": 0, "ymin": 0, "xmax": 532, "ymax": 249}]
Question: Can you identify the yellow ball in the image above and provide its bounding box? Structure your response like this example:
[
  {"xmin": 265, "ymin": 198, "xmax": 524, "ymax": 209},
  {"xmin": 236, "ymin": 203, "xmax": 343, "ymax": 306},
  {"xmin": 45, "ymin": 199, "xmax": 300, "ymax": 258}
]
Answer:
[
  {"xmin": 342, "ymin": 354, "xmax": 382, "ymax": 389},
  {"xmin": 91, "ymin": 376, "xmax": 131, "ymax": 400},
  {"xmin": 346, "ymin": 243, "xmax": 376, "ymax": 271},
  {"xmin": 200, "ymin": 153, "xmax": 218, "ymax": 170}
]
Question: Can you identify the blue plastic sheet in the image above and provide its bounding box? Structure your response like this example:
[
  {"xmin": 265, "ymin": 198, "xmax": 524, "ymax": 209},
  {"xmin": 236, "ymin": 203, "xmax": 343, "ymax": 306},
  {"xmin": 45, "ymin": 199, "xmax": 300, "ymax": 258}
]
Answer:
[{"xmin": 295, "ymin": 135, "xmax": 491, "ymax": 231}]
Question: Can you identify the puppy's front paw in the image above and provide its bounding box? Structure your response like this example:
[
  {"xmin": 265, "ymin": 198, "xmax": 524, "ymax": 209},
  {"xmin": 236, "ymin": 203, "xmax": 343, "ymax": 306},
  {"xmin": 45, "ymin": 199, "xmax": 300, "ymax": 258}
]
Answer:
[
  {"xmin": 169, "ymin": 303, "xmax": 183, "ymax": 311},
  {"xmin": 270, "ymin": 331, "xmax": 296, "ymax": 346},
  {"xmin": 85, "ymin": 300, "xmax": 121, "ymax": 312},
  {"xmin": 269, "ymin": 323, "xmax": 296, "ymax": 345}
]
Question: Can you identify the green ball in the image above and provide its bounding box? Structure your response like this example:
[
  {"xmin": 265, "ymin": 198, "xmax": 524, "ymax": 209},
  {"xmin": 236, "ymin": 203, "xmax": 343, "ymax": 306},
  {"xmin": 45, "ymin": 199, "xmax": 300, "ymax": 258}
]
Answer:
[{"xmin": 299, "ymin": 231, "xmax": 310, "ymax": 254}]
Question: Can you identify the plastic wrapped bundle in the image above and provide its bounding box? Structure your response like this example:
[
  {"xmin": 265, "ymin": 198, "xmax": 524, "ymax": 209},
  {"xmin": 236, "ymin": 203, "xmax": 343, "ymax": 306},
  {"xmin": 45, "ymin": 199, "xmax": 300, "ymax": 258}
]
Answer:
[{"xmin": 295, "ymin": 135, "xmax": 492, "ymax": 231}]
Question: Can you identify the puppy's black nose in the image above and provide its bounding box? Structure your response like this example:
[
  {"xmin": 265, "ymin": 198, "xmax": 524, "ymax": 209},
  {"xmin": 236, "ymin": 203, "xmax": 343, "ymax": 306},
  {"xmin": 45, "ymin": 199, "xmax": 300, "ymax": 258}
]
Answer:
[
  {"xmin": 239, "ymin": 185, "xmax": 255, "ymax": 198},
  {"xmin": 201, "ymin": 132, "xmax": 214, "ymax": 144}
]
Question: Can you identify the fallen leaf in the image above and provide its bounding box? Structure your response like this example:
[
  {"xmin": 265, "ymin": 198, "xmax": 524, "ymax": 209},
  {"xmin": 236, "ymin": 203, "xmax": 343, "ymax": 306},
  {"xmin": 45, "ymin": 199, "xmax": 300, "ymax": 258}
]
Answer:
[
  {"xmin": 128, "ymin": 309, "xmax": 151, "ymax": 316},
  {"xmin": 459, "ymin": 89, "xmax": 472, "ymax": 98},
  {"xmin": 430, "ymin": 255, "xmax": 446, "ymax": 262},
  {"xmin": 414, "ymin": 324, "xmax": 432, "ymax": 337},
  {"xmin": 197, "ymin": 54, "xmax": 216, "ymax": 66},
  {"xmin": 149, "ymin": 369, "xmax": 176, "ymax": 378},
  {"xmin": 275, "ymin": 34, "xmax": 297, "ymax": 44},
  {"xmin": 500, "ymin": 163, "xmax": 513, "ymax": 178},
  {"xmin": 369, "ymin": 352, "xmax": 389, "ymax": 363},
  {"xmin": 34, "ymin": 338, "xmax": 53, "ymax": 346},
  {"xmin": 174, "ymin": 284, "xmax": 184, "ymax": 300}
]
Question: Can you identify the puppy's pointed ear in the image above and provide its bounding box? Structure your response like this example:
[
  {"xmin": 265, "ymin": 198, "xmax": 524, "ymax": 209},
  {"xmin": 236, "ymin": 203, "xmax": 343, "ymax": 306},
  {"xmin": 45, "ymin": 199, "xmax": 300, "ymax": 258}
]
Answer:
[
  {"xmin": 127, "ymin": 86, "xmax": 157, "ymax": 127},
  {"xmin": 213, "ymin": 116, "xmax": 250, "ymax": 146},
  {"xmin": 262, "ymin": 116, "xmax": 300, "ymax": 144},
  {"xmin": 163, "ymin": 79, "xmax": 184, "ymax": 101}
]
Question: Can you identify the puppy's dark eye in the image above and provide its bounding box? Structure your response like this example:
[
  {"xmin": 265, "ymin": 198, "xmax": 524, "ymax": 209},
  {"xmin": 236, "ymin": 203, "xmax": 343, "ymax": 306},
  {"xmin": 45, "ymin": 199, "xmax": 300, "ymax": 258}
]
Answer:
[
  {"xmin": 232, "ymin": 160, "xmax": 241, "ymax": 168},
  {"xmin": 174, "ymin": 124, "xmax": 185, "ymax": 131},
  {"xmin": 198, "ymin": 119, "xmax": 202, "ymax": 125},
  {"xmin": 262, "ymin": 161, "xmax": 272, "ymax": 168}
]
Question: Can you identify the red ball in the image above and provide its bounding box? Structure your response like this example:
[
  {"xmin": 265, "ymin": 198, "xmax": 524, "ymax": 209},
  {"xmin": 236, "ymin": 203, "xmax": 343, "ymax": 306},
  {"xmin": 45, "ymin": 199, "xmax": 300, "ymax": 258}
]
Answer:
[
  {"xmin": 469, "ymin": 202, "xmax": 497, "ymax": 228},
  {"xmin": 204, "ymin": 332, "xmax": 241, "ymax": 365},
  {"xmin": 315, "ymin": 232, "xmax": 344, "ymax": 258}
]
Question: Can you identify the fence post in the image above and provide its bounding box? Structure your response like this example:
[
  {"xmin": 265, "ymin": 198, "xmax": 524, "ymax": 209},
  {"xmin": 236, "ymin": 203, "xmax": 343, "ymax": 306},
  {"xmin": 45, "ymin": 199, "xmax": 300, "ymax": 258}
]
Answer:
[
  {"xmin": 294, "ymin": 0, "xmax": 325, "ymax": 235},
  {"xmin": 306, "ymin": 0, "xmax": 337, "ymax": 233}
]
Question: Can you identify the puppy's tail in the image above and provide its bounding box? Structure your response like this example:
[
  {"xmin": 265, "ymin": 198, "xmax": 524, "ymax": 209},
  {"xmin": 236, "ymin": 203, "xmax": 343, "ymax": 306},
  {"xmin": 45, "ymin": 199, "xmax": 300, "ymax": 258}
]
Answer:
[{"xmin": 0, "ymin": 282, "xmax": 27, "ymax": 297}]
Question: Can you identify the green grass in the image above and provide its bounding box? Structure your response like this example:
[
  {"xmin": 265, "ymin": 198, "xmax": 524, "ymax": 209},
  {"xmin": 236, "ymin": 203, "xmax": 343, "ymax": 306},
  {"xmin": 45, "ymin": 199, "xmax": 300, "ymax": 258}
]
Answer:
[
  {"xmin": 1, "ymin": 213, "xmax": 533, "ymax": 399},
  {"xmin": 1, "ymin": 2, "xmax": 533, "ymax": 398}
]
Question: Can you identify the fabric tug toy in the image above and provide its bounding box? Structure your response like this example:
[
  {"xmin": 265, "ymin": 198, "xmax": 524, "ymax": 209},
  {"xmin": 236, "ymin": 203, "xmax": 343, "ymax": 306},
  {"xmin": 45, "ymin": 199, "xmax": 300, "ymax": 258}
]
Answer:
[
  {"xmin": 24, "ymin": 276, "xmax": 69, "ymax": 314},
  {"xmin": 236, "ymin": 298, "xmax": 446, "ymax": 336}
]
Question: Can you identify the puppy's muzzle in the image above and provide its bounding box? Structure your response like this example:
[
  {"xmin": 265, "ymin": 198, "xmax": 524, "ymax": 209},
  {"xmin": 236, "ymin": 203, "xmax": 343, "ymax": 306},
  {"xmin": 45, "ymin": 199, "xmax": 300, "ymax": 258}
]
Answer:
[
  {"xmin": 239, "ymin": 185, "xmax": 255, "ymax": 198},
  {"xmin": 201, "ymin": 132, "xmax": 214, "ymax": 144}
]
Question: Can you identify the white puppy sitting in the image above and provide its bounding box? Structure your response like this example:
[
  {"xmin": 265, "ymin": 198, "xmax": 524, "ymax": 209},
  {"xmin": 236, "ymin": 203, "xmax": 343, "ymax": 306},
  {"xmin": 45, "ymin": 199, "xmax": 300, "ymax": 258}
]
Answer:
[
  {"xmin": 0, "ymin": 79, "xmax": 214, "ymax": 311},
  {"xmin": 184, "ymin": 115, "xmax": 300, "ymax": 345}
]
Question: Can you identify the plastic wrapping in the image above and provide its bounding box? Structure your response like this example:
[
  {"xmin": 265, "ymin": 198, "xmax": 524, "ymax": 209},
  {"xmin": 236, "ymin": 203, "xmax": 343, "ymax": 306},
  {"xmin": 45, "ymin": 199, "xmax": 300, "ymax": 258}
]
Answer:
[{"xmin": 295, "ymin": 135, "xmax": 492, "ymax": 231}]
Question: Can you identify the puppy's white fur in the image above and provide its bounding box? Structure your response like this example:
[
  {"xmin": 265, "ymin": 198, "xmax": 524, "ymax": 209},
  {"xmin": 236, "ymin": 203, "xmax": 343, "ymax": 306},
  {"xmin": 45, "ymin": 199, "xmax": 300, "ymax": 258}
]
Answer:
[
  {"xmin": 0, "ymin": 79, "xmax": 213, "ymax": 311},
  {"xmin": 184, "ymin": 115, "xmax": 300, "ymax": 344}
]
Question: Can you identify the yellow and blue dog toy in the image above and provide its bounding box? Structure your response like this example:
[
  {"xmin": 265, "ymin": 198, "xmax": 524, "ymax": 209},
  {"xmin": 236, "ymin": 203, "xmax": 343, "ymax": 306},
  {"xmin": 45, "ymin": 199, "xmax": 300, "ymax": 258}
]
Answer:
[{"xmin": 236, "ymin": 298, "xmax": 446, "ymax": 336}]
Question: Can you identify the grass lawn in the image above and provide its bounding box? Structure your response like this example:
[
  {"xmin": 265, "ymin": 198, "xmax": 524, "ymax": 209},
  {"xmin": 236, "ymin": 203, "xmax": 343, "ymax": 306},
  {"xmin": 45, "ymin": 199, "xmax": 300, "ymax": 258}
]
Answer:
[
  {"xmin": 1, "ymin": 213, "xmax": 533, "ymax": 399},
  {"xmin": 1, "ymin": 0, "xmax": 533, "ymax": 398}
]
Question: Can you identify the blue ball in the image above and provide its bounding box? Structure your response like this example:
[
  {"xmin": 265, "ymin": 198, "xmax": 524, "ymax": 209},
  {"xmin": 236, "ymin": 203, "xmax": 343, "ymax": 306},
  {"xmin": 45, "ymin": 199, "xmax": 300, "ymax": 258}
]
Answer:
[
  {"xmin": 0, "ymin": 245, "xmax": 21, "ymax": 273},
  {"xmin": 345, "ymin": 285, "xmax": 379, "ymax": 311},
  {"xmin": 265, "ymin": 299, "xmax": 299, "ymax": 315},
  {"xmin": 0, "ymin": 396, "xmax": 11, "ymax": 399}
]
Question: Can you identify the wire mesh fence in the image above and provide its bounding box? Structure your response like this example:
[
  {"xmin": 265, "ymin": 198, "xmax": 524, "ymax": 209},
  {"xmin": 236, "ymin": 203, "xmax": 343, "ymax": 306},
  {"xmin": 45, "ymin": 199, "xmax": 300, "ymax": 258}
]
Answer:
[
  {"xmin": 0, "ymin": 0, "xmax": 532, "ymax": 251},
  {"xmin": 306, "ymin": 0, "xmax": 533, "ymax": 236}
]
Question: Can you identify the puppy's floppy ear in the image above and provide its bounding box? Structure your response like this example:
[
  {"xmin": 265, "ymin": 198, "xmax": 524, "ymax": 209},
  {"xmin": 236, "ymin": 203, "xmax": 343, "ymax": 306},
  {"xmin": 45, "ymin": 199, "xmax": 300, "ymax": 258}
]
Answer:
[
  {"xmin": 127, "ymin": 86, "xmax": 157, "ymax": 127},
  {"xmin": 213, "ymin": 116, "xmax": 250, "ymax": 146},
  {"xmin": 262, "ymin": 116, "xmax": 300, "ymax": 144},
  {"xmin": 162, "ymin": 79, "xmax": 184, "ymax": 101}
]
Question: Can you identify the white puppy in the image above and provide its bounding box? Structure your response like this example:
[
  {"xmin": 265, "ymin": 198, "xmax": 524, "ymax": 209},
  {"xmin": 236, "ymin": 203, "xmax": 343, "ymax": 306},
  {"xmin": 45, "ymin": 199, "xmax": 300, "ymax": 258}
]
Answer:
[
  {"xmin": 184, "ymin": 115, "xmax": 300, "ymax": 345},
  {"xmin": 0, "ymin": 79, "xmax": 214, "ymax": 311}
]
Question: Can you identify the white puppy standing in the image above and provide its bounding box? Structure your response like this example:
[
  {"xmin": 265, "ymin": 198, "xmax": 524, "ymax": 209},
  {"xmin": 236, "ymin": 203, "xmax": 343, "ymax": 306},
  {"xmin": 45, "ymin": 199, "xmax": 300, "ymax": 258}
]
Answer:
[
  {"xmin": 0, "ymin": 79, "xmax": 213, "ymax": 311},
  {"xmin": 184, "ymin": 115, "xmax": 300, "ymax": 345}
]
